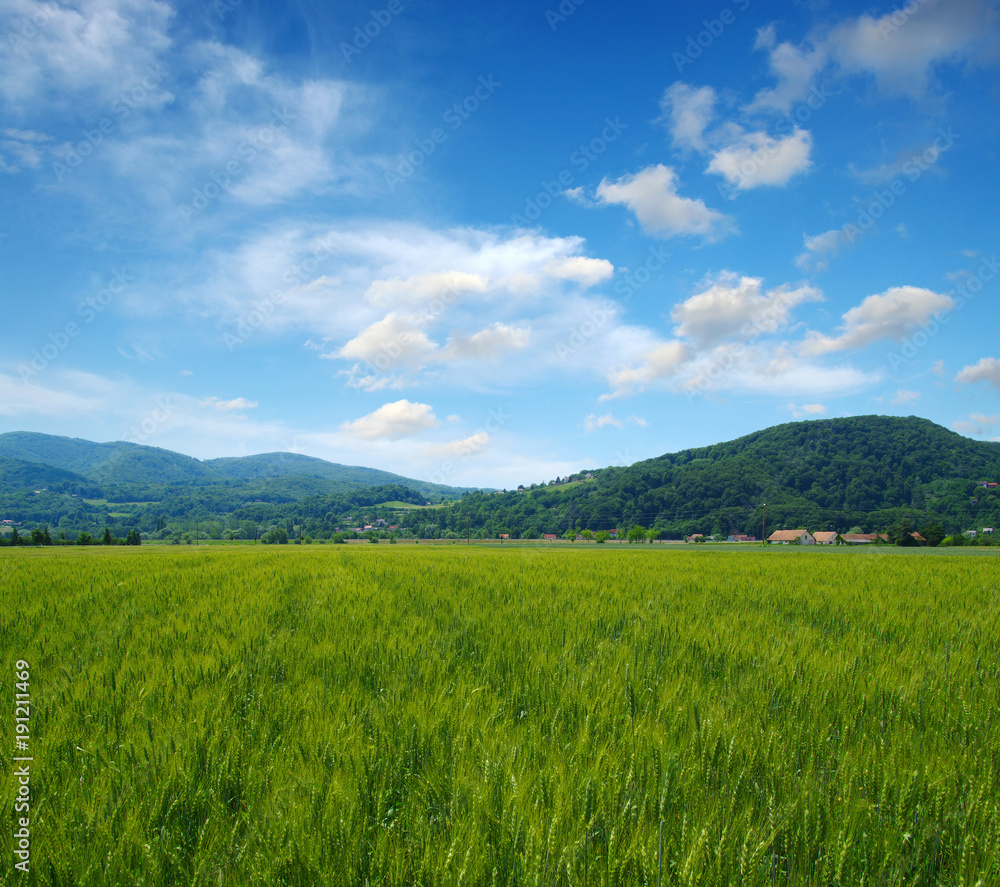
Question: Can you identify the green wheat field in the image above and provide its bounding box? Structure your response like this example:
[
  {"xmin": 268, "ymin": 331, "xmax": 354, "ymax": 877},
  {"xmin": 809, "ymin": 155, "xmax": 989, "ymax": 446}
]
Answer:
[{"xmin": 2, "ymin": 545, "xmax": 999, "ymax": 886}]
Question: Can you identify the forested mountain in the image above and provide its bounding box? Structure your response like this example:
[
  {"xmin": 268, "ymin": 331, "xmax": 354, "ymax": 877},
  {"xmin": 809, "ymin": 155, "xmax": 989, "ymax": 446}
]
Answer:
[
  {"xmin": 1, "ymin": 417, "xmax": 997, "ymax": 542},
  {"xmin": 0, "ymin": 432, "xmax": 473, "ymax": 539},
  {"xmin": 419, "ymin": 416, "xmax": 1000, "ymax": 540}
]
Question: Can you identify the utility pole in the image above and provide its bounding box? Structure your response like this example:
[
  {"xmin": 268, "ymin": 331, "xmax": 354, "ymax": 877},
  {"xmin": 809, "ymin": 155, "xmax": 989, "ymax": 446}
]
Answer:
[
  {"xmin": 466, "ymin": 514, "xmax": 470, "ymax": 545},
  {"xmin": 761, "ymin": 503, "xmax": 766, "ymax": 547}
]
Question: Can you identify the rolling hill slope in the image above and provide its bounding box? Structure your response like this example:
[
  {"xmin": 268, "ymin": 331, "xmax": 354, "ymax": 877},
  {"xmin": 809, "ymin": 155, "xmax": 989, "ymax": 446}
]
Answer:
[{"xmin": 423, "ymin": 416, "xmax": 1000, "ymax": 538}]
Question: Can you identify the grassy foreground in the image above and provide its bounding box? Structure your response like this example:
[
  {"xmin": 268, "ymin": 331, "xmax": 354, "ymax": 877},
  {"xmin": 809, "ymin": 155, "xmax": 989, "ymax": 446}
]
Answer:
[{"xmin": 2, "ymin": 545, "xmax": 999, "ymax": 886}]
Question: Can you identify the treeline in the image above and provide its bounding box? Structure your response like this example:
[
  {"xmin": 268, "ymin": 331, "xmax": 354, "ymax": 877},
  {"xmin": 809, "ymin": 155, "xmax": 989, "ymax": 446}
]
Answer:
[{"xmin": 0, "ymin": 526, "xmax": 141, "ymax": 546}]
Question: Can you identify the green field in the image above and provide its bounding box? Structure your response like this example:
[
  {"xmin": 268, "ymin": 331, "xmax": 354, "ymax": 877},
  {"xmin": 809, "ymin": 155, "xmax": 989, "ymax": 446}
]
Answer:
[{"xmin": 2, "ymin": 546, "xmax": 998, "ymax": 885}]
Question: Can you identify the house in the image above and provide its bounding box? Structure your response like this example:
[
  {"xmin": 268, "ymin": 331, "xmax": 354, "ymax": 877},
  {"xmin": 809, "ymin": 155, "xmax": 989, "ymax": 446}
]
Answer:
[
  {"xmin": 543, "ymin": 533, "xmax": 558, "ymax": 541},
  {"xmin": 813, "ymin": 531, "xmax": 839, "ymax": 545},
  {"xmin": 840, "ymin": 533, "xmax": 888, "ymax": 544},
  {"xmin": 767, "ymin": 529, "xmax": 815, "ymax": 545},
  {"xmin": 686, "ymin": 533, "xmax": 705, "ymax": 543},
  {"xmin": 499, "ymin": 534, "xmax": 510, "ymax": 540}
]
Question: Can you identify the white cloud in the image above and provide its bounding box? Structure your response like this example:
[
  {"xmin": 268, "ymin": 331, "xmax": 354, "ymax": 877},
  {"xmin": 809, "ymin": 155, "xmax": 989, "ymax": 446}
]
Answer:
[
  {"xmin": 748, "ymin": 0, "xmax": 998, "ymax": 117},
  {"xmin": 957, "ymin": 357, "xmax": 1000, "ymax": 388},
  {"xmin": 803, "ymin": 286, "xmax": 955, "ymax": 354},
  {"xmin": 364, "ymin": 271, "xmax": 488, "ymax": 310},
  {"xmin": 584, "ymin": 413, "xmax": 622, "ymax": 431},
  {"xmin": 340, "ymin": 399, "xmax": 439, "ymax": 441},
  {"xmin": 671, "ymin": 272, "xmax": 821, "ymax": 347},
  {"xmin": 546, "ymin": 256, "xmax": 614, "ymax": 287},
  {"xmin": 601, "ymin": 341, "xmax": 692, "ymax": 400},
  {"xmin": 584, "ymin": 413, "xmax": 647, "ymax": 431},
  {"xmin": 0, "ymin": 0, "xmax": 174, "ymax": 109},
  {"xmin": 202, "ymin": 396, "xmax": 259, "ymax": 411},
  {"xmin": 442, "ymin": 323, "xmax": 531, "ymax": 361},
  {"xmin": 892, "ymin": 389, "xmax": 921, "ymax": 405},
  {"xmin": 707, "ymin": 127, "xmax": 813, "ymax": 192},
  {"xmin": 659, "ymin": 82, "xmax": 717, "ymax": 152},
  {"xmin": 0, "ymin": 128, "xmax": 50, "ymax": 173},
  {"xmin": 337, "ymin": 313, "xmax": 438, "ymax": 367},
  {"xmin": 954, "ymin": 413, "xmax": 1000, "ymax": 437},
  {"xmin": 746, "ymin": 33, "xmax": 827, "ymax": 114},
  {"xmin": 788, "ymin": 403, "xmax": 827, "ymax": 419},
  {"xmin": 796, "ymin": 228, "xmax": 850, "ymax": 272},
  {"xmin": 595, "ymin": 164, "xmax": 734, "ymax": 240},
  {"xmin": 826, "ymin": 0, "xmax": 996, "ymax": 97},
  {"xmin": 421, "ymin": 432, "xmax": 491, "ymax": 460}
]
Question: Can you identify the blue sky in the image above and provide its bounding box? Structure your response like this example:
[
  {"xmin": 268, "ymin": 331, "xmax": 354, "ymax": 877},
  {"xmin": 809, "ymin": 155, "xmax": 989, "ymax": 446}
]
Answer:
[{"xmin": 2, "ymin": 0, "xmax": 999, "ymax": 488}]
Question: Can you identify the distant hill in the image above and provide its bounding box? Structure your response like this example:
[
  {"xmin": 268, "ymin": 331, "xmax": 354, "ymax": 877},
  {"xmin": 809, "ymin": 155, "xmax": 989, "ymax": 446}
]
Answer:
[
  {"xmin": 422, "ymin": 416, "xmax": 1000, "ymax": 539},
  {"xmin": 0, "ymin": 432, "xmax": 469, "ymax": 499},
  {"xmin": 0, "ymin": 432, "xmax": 475, "ymax": 538},
  {"xmin": 0, "ymin": 432, "xmax": 215, "ymax": 485},
  {"xmin": 204, "ymin": 452, "xmax": 452, "ymax": 496},
  {"xmin": 0, "ymin": 457, "xmax": 98, "ymax": 497}
]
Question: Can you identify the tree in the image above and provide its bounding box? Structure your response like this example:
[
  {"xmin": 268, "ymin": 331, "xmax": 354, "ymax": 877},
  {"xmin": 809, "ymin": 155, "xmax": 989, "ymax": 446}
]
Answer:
[
  {"xmin": 76, "ymin": 532, "xmax": 93, "ymax": 546},
  {"xmin": 646, "ymin": 529, "xmax": 658, "ymax": 543},
  {"xmin": 595, "ymin": 530, "xmax": 610, "ymax": 544},
  {"xmin": 627, "ymin": 524, "xmax": 647, "ymax": 543},
  {"xmin": 581, "ymin": 529, "xmax": 594, "ymax": 542},
  {"xmin": 102, "ymin": 527, "xmax": 113, "ymax": 545},
  {"xmin": 563, "ymin": 529, "xmax": 576, "ymax": 542},
  {"xmin": 125, "ymin": 529, "xmax": 142, "ymax": 546},
  {"xmin": 887, "ymin": 518, "xmax": 914, "ymax": 546},
  {"xmin": 919, "ymin": 522, "xmax": 945, "ymax": 547}
]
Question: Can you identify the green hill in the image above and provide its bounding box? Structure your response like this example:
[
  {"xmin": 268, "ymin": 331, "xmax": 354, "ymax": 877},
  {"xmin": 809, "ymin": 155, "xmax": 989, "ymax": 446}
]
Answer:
[
  {"xmin": 204, "ymin": 453, "xmax": 459, "ymax": 500},
  {"xmin": 0, "ymin": 432, "xmax": 474, "ymax": 538},
  {"xmin": 0, "ymin": 432, "xmax": 215, "ymax": 485},
  {"xmin": 421, "ymin": 416, "xmax": 1000, "ymax": 539}
]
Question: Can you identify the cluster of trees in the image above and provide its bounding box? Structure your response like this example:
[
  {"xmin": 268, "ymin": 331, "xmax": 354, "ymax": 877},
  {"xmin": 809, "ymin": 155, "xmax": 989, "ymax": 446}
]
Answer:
[{"xmin": 0, "ymin": 526, "xmax": 141, "ymax": 546}]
